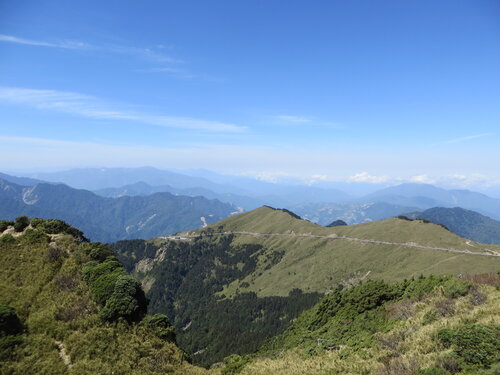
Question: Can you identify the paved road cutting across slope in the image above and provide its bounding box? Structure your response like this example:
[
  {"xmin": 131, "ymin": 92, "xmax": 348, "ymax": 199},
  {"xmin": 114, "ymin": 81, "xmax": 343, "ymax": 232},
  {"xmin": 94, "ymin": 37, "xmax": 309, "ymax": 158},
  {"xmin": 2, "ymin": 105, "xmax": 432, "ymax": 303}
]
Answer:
[{"xmin": 166, "ymin": 231, "xmax": 500, "ymax": 258}]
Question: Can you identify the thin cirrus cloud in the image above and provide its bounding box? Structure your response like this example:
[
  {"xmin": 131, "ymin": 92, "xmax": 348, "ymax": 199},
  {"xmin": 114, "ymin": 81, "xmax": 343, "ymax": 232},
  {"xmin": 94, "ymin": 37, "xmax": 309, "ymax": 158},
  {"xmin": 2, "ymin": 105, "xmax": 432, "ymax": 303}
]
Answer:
[
  {"xmin": 275, "ymin": 115, "xmax": 312, "ymax": 123},
  {"xmin": 0, "ymin": 34, "xmax": 90, "ymax": 49},
  {"xmin": 0, "ymin": 33, "xmax": 181, "ymax": 66},
  {"xmin": 274, "ymin": 115, "xmax": 344, "ymax": 129},
  {"xmin": 0, "ymin": 87, "xmax": 246, "ymax": 133},
  {"xmin": 433, "ymin": 133, "xmax": 493, "ymax": 146}
]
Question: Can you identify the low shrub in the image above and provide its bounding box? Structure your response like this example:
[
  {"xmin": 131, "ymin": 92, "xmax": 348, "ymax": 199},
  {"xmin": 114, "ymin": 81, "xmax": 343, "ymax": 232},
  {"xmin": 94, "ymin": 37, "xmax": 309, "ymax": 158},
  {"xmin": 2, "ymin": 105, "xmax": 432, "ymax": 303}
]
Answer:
[
  {"xmin": 29, "ymin": 218, "xmax": 44, "ymax": 228},
  {"xmin": 0, "ymin": 335, "xmax": 23, "ymax": 361},
  {"xmin": 0, "ymin": 305, "xmax": 23, "ymax": 336},
  {"xmin": 401, "ymin": 275, "xmax": 449, "ymax": 300},
  {"xmin": 45, "ymin": 246, "xmax": 65, "ymax": 264},
  {"xmin": 99, "ymin": 275, "xmax": 148, "ymax": 322},
  {"xmin": 437, "ymin": 324, "xmax": 500, "ymax": 368},
  {"xmin": 442, "ymin": 279, "xmax": 471, "ymax": 299},
  {"xmin": 0, "ymin": 233, "xmax": 16, "ymax": 245},
  {"xmin": 422, "ymin": 310, "xmax": 438, "ymax": 325},
  {"xmin": 417, "ymin": 367, "xmax": 451, "ymax": 375},
  {"xmin": 87, "ymin": 243, "xmax": 115, "ymax": 262},
  {"xmin": 142, "ymin": 314, "xmax": 176, "ymax": 342},
  {"xmin": 39, "ymin": 219, "xmax": 87, "ymax": 242},
  {"xmin": 435, "ymin": 299, "xmax": 455, "ymax": 317},
  {"xmin": 0, "ymin": 220, "xmax": 13, "ymax": 232},
  {"xmin": 469, "ymin": 286, "xmax": 487, "ymax": 306},
  {"xmin": 385, "ymin": 299, "xmax": 415, "ymax": 320},
  {"xmin": 20, "ymin": 228, "xmax": 50, "ymax": 244},
  {"xmin": 13, "ymin": 216, "xmax": 30, "ymax": 232},
  {"xmin": 222, "ymin": 354, "xmax": 251, "ymax": 374}
]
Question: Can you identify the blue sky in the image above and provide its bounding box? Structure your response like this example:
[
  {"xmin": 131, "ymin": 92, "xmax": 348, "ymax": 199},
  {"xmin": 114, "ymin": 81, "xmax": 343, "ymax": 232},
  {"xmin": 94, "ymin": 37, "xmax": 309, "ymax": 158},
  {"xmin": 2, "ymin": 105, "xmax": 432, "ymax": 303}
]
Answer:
[{"xmin": 1, "ymin": 0, "xmax": 499, "ymax": 188}]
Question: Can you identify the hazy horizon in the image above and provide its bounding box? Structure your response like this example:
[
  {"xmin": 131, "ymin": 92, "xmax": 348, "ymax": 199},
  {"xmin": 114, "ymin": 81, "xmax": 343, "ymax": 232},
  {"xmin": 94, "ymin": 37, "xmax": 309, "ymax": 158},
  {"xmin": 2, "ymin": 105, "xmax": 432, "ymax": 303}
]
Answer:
[{"xmin": 1, "ymin": 1, "xmax": 499, "ymax": 192}]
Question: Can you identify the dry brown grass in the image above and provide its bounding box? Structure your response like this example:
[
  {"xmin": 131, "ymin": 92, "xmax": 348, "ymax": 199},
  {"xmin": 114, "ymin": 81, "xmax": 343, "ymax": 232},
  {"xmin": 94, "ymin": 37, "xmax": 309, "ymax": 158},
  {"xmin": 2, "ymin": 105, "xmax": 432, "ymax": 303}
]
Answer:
[{"xmin": 461, "ymin": 272, "xmax": 500, "ymax": 286}]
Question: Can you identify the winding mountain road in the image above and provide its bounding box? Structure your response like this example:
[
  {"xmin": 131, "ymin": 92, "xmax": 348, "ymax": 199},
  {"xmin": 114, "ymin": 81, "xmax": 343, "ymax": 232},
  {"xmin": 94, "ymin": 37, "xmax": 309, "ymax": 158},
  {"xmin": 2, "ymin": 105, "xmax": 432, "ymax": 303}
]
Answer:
[{"xmin": 169, "ymin": 231, "xmax": 500, "ymax": 258}]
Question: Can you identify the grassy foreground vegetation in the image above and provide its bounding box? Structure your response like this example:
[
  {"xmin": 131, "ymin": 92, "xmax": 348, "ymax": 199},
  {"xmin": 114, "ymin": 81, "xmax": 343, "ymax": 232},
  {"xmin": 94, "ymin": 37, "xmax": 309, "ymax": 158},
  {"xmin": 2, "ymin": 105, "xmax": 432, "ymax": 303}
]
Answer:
[
  {"xmin": 225, "ymin": 274, "xmax": 499, "ymax": 375},
  {"xmin": 0, "ymin": 218, "xmax": 206, "ymax": 375}
]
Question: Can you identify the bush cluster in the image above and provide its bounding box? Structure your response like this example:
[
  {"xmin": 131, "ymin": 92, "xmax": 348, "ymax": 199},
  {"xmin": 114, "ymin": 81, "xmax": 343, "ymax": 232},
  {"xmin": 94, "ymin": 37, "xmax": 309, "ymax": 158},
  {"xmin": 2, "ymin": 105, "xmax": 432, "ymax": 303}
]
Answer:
[
  {"xmin": 442, "ymin": 279, "xmax": 471, "ymax": 299},
  {"xmin": 81, "ymin": 247, "xmax": 148, "ymax": 322},
  {"xmin": 33, "ymin": 218, "xmax": 88, "ymax": 242},
  {"xmin": 141, "ymin": 314, "xmax": 176, "ymax": 342},
  {"xmin": 437, "ymin": 324, "xmax": 500, "ymax": 369},
  {"xmin": 0, "ymin": 305, "xmax": 24, "ymax": 362},
  {"xmin": 13, "ymin": 216, "xmax": 30, "ymax": 232},
  {"xmin": 0, "ymin": 305, "xmax": 23, "ymax": 336},
  {"xmin": 0, "ymin": 220, "xmax": 14, "ymax": 232}
]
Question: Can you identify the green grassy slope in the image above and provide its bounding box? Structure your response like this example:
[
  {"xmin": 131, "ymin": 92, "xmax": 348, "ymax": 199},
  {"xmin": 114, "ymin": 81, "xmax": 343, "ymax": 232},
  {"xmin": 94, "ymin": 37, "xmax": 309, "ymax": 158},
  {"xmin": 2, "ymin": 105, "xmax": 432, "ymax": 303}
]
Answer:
[
  {"xmin": 0, "ymin": 220, "xmax": 207, "ymax": 375},
  {"xmin": 233, "ymin": 275, "xmax": 500, "ymax": 375},
  {"xmin": 186, "ymin": 207, "xmax": 500, "ymax": 297}
]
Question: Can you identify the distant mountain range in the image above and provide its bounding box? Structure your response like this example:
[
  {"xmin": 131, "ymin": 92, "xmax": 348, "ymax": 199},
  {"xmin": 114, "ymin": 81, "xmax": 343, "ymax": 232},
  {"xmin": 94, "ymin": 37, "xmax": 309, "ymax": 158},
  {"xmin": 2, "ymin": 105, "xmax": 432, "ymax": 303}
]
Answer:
[
  {"xmin": 0, "ymin": 178, "xmax": 236, "ymax": 242},
  {"xmin": 405, "ymin": 207, "xmax": 500, "ymax": 245},
  {"xmin": 6, "ymin": 168, "xmax": 500, "ymax": 227},
  {"xmin": 94, "ymin": 181, "xmax": 264, "ymax": 210},
  {"xmin": 292, "ymin": 202, "xmax": 421, "ymax": 225},
  {"xmin": 358, "ymin": 183, "xmax": 500, "ymax": 220},
  {"xmin": 24, "ymin": 167, "xmax": 352, "ymax": 209}
]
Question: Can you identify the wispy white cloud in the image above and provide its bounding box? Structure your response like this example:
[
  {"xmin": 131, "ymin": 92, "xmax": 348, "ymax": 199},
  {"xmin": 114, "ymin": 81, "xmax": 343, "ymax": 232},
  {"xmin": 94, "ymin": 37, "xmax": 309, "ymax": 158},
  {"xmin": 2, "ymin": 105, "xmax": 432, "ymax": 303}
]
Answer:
[
  {"xmin": 435, "ymin": 133, "xmax": 493, "ymax": 145},
  {"xmin": 275, "ymin": 115, "xmax": 311, "ymax": 123},
  {"xmin": 108, "ymin": 45, "xmax": 182, "ymax": 64},
  {"xmin": 0, "ymin": 34, "xmax": 91, "ymax": 49},
  {"xmin": 409, "ymin": 174, "xmax": 436, "ymax": 184},
  {"xmin": 273, "ymin": 115, "xmax": 344, "ymax": 130},
  {"xmin": 347, "ymin": 172, "xmax": 391, "ymax": 184},
  {"xmin": 0, "ymin": 87, "xmax": 246, "ymax": 133},
  {"xmin": 0, "ymin": 34, "xmax": 183, "ymax": 70}
]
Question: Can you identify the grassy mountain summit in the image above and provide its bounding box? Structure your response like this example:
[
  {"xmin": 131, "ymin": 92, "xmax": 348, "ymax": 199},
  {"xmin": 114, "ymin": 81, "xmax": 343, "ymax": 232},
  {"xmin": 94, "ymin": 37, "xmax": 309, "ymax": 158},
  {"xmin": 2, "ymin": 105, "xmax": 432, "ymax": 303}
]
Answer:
[
  {"xmin": 0, "ymin": 218, "xmax": 206, "ymax": 375},
  {"xmin": 191, "ymin": 206, "xmax": 500, "ymax": 297}
]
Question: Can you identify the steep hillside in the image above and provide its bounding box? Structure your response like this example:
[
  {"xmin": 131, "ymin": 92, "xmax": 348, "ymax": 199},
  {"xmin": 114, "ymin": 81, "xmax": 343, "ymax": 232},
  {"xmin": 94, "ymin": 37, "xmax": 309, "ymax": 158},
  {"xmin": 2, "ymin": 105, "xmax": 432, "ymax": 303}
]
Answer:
[
  {"xmin": 0, "ymin": 178, "xmax": 236, "ymax": 242},
  {"xmin": 111, "ymin": 230, "xmax": 321, "ymax": 366},
  {"xmin": 233, "ymin": 275, "xmax": 500, "ymax": 375},
  {"xmin": 112, "ymin": 206, "xmax": 500, "ymax": 366},
  {"xmin": 0, "ymin": 218, "xmax": 207, "ymax": 375},
  {"xmin": 406, "ymin": 207, "xmax": 500, "ymax": 245}
]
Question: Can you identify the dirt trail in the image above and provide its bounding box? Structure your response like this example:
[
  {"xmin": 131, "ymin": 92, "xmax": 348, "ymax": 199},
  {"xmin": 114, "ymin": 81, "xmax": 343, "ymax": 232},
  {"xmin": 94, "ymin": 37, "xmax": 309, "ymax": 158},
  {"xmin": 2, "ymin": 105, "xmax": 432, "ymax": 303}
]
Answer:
[
  {"xmin": 55, "ymin": 341, "xmax": 72, "ymax": 368},
  {"xmin": 175, "ymin": 231, "xmax": 500, "ymax": 258}
]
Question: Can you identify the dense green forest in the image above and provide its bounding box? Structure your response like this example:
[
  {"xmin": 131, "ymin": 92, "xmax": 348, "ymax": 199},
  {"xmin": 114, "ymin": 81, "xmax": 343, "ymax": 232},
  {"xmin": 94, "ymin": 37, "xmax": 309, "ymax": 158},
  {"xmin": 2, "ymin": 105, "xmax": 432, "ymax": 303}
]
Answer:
[{"xmin": 111, "ymin": 232, "xmax": 321, "ymax": 366}]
